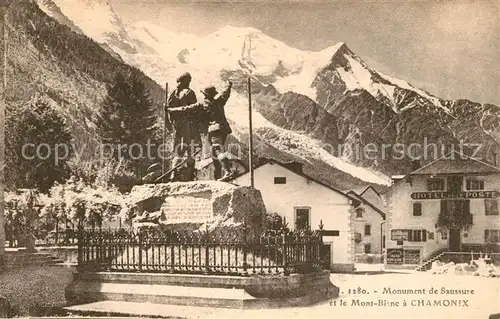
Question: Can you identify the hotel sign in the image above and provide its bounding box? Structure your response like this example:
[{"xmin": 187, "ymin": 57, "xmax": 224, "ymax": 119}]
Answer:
[{"xmin": 411, "ymin": 191, "xmax": 499, "ymax": 200}]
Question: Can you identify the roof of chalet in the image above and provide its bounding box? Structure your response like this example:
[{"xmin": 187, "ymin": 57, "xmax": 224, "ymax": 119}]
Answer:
[
  {"xmin": 409, "ymin": 151, "xmax": 500, "ymax": 175},
  {"xmin": 347, "ymin": 185, "xmax": 383, "ymax": 198},
  {"xmin": 387, "ymin": 150, "xmax": 500, "ymax": 191},
  {"xmin": 230, "ymin": 157, "xmax": 361, "ymax": 205},
  {"xmin": 345, "ymin": 190, "xmax": 386, "ymax": 219}
]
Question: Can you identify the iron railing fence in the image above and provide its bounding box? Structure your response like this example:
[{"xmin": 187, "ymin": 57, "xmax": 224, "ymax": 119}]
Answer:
[{"xmin": 77, "ymin": 227, "xmax": 325, "ymax": 276}]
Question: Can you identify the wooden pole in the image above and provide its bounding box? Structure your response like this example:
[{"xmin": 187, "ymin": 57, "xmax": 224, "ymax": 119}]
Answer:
[
  {"xmin": 247, "ymin": 77, "xmax": 254, "ymax": 188},
  {"xmin": 162, "ymin": 82, "xmax": 168, "ymax": 176},
  {"xmin": 0, "ymin": 5, "xmax": 8, "ymax": 261}
]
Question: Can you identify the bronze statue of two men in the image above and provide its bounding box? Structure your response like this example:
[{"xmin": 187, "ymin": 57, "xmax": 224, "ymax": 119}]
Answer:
[{"xmin": 164, "ymin": 72, "xmax": 235, "ymax": 182}]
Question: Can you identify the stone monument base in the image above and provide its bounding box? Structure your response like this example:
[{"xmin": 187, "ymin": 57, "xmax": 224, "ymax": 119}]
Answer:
[
  {"xmin": 125, "ymin": 181, "xmax": 266, "ymax": 237},
  {"xmin": 65, "ymin": 270, "xmax": 338, "ymax": 310}
]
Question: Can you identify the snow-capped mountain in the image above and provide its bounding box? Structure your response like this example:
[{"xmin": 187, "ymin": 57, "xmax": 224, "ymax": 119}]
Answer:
[{"xmin": 35, "ymin": 0, "xmax": 500, "ymax": 188}]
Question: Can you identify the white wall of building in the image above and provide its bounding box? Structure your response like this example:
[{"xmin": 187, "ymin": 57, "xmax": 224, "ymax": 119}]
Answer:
[
  {"xmin": 353, "ymin": 204, "xmax": 385, "ymax": 255},
  {"xmin": 233, "ymin": 162, "xmax": 356, "ymax": 272},
  {"xmin": 386, "ymin": 173, "xmax": 500, "ymax": 264}
]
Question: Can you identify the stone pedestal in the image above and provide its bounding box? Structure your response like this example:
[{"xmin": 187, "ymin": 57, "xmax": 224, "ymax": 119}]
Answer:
[{"xmin": 124, "ymin": 181, "xmax": 266, "ymax": 236}]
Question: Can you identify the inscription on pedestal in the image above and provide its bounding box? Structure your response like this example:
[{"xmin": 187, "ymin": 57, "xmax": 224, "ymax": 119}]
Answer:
[{"xmin": 161, "ymin": 196, "xmax": 213, "ymax": 223}]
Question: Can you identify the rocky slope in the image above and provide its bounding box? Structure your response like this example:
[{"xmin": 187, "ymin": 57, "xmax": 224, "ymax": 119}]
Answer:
[{"xmin": 4, "ymin": 0, "xmax": 165, "ymax": 160}]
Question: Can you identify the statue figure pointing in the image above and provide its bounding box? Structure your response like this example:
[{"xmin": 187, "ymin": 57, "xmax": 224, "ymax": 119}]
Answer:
[{"xmin": 168, "ymin": 80, "xmax": 234, "ymax": 181}]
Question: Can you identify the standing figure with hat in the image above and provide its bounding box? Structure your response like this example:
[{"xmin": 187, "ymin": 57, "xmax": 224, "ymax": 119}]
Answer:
[
  {"xmin": 164, "ymin": 72, "xmax": 201, "ymax": 181},
  {"xmin": 167, "ymin": 80, "xmax": 234, "ymax": 181}
]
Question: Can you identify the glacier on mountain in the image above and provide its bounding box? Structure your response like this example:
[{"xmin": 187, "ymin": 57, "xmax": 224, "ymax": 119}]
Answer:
[{"xmin": 41, "ymin": 0, "xmax": 488, "ymax": 186}]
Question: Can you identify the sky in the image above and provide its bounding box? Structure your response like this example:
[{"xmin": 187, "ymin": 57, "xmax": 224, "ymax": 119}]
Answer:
[{"xmin": 110, "ymin": 0, "xmax": 499, "ymax": 105}]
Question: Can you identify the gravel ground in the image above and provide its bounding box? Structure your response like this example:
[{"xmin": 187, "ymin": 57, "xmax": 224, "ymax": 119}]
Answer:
[{"xmin": 0, "ymin": 265, "xmax": 75, "ymax": 316}]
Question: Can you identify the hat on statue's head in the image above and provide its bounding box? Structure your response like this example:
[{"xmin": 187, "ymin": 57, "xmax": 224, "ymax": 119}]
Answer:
[
  {"xmin": 201, "ymin": 86, "xmax": 218, "ymax": 98},
  {"xmin": 176, "ymin": 72, "xmax": 192, "ymax": 83}
]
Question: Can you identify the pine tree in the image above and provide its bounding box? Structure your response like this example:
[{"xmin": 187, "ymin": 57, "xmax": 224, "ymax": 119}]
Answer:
[
  {"xmin": 95, "ymin": 72, "xmax": 159, "ymax": 176},
  {"xmin": 5, "ymin": 100, "xmax": 73, "ymax": 193}
]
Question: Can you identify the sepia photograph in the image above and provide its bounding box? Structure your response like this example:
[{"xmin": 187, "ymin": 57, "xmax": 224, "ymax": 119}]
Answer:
[{"xmin": 0, "ymin": 0, "xmax": 499, "ymax": 318}]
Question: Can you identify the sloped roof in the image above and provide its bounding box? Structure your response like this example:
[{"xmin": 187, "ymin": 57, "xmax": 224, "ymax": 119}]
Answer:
[
  {"xmin": 387, "ymin": 151, "xmax": 500, "ymax": 192},
  {"xmin": 346, "ymin": 190, "xmax": 386, "ymax": 219},
  {"xmin": 409, "ymin": 151, "xmax": 500, "ymax": 175},
  {"xmin": 348, "ymin": 185, "xmax": 383, "ymax": 198},
  {"xmin": 231, "ymin": 158, "xmax": 361, "ymax": 205}
]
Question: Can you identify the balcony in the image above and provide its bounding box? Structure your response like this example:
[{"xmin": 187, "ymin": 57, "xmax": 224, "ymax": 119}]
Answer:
[{"xmin": 437, "ymin": 199, "xmax": 473, "ymax": 229}]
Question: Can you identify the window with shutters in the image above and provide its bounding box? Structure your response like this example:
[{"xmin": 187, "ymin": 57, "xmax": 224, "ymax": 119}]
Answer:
[
  {"xmin": 427, "ymin": 178, "xmax": 445, "ymax": 191},
  {"xmin": 466, "ymin": 178, "xmax": 484, "ymax": 190},
  {"xmin": 412, "ymin": 229, "xmax": 422, "ymax": 242},
  {"xmin": 485, "ymin": 199, "xmax": 499, "ymax": 216},
  {"xmin": 413, "ymin": 202, "xmax": 422, "ymax": 216},
  {"xmin": 485, "ymin": 229, "xmax": 500, "ymax": 243}
]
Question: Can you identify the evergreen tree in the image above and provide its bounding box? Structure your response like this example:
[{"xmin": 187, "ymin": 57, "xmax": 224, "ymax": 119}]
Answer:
[
  {"xmin": 5, "ymin": 100, "xmax": 73, "ymax": 193},
  {"xmin": 95, "ymin": 72, "xmax": 159, "ymax": 176}
]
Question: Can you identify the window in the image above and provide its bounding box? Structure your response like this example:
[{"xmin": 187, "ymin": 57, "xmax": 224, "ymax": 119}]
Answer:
[
  {"xmin": 440, "ymin": 230, "xmax": 448, "ymax": 240},
  {"xmin": 274, "ymin": 177, "xmax": 287, "ymax": 184},
  {"xmin": 413, "ymin": 202, "xmax": 422, "ymax": 216},
  {"xmin": 355, "ymin": 206, "xmax": 364, "ymax": 218},
  {"xmin": 485, "ymin": 229, "xmax": 500, "ymax": 243},
  {"xmin": 409, "ymin": 229, "xmax": 427, "ymax": 242},
  {"xmin": 364, "ymin": 224, "xmax": 371, "ymax": 236},
  {"xmin": 295, "ymin": 207, "xmax": 310, "ymax": 231},
  {"xmin": 427, "ymin": 178, "xmax": 445, "ymax": 191},
  {"xmin": 364, "ymin": 244, "xmax": 371, "ymax": 254},
  {"xmin": 485, "ymin": 199, "xmax": 499, "ymax": 216},
  {"xmin": 466, "ymin": 178, "xmax": 484, "ymax": 190},
  {"xmin": 412, "ymin": 230, "xmax": 422, "ymax": 242}
]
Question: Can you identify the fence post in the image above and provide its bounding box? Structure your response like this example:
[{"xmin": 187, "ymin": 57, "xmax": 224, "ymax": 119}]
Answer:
[
  {"xmin": 138, "ymin": 229, "xmax": 143, "ymax": 271},
  {"xmin": 77, "ymin": 221, "xmax": 83, "ymax": 271},
  {"xmin": 242, "ymin": 218, "xmax": 248, "ymax": 274},
  {"xmin": 205, "ymin": 225, "xmax": 210, "ymax": 273},
  {"xmin": 282, "ymin": 231, "xmax": 288, "ymax": 276},
  {"xmin": 170, "ymin": 230, "xmax": 175, "ymax": 273}
]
